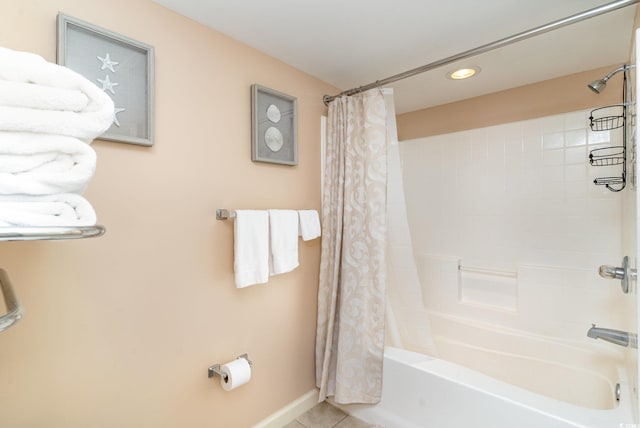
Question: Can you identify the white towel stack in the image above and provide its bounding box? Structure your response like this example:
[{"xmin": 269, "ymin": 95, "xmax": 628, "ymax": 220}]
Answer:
[
  {"xmin": 233, "ymin": 209, "xmax": 321, "ymax": 288},
  {"xmin": 0, "ymin": 47, "xmax": 114, "ymax": 142},
  {"xmin": 0, "ymin": 46, "xmax": 114, "ymax": 227}
]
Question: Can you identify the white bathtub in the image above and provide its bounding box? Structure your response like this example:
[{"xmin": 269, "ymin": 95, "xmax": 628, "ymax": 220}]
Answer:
[
  {"xmin": 334, "ymin": 346, "xmax": 634, "ymax": 428},
  {"xmin": 427, "ymin": 312, "xmax": 628, "ymax": 410}
]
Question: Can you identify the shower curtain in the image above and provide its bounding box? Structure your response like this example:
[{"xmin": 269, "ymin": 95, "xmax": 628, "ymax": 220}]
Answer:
[{"xmin": 315, "ymin": 89, "xmax": 388, "ymax": 404}]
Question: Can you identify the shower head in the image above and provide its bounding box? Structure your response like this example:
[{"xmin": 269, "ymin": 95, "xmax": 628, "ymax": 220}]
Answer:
[
  {"xmin": 588, "ymin": 78, "xmax": 609, "ymax": 94},
  {"xmin": 588, "ymin": 64, "xmax": 634, "ymax": 94}
]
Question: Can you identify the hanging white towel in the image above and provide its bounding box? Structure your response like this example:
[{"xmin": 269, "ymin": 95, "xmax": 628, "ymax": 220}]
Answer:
[
  {"xmin": 0, "ymin": 132, "xmax": 96, "ymax": 195},
  {"xmin": 298, "ymin": 209, "xmax": 321, "ymax": 241},
  {"xmin": 0, "ymin": 193, "xmax": 96, "ymax": 227},
  {"xmin": 268, "ymin": 209, "xmax": 299, "ymax": 276},
  {"xmin": 234, "ymin": 210, "xmax": 270, "ymax": 288},
  {"xmin": 0, "ymin": 47, "xmax": 114, "ymax": 142}
]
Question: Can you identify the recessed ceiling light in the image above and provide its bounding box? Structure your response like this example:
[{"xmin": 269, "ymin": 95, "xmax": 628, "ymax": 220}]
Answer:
[{"xmin": 447, "ymin": 66, "xmax": 481, "ymax": 80}]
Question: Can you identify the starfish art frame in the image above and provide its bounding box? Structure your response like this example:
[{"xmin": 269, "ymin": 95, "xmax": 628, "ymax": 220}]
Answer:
[{"xmin": 57, "ymin": 13, "xmax": 155, "ymax": 147}]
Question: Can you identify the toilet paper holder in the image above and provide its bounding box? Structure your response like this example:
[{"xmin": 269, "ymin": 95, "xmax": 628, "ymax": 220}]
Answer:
[{"xmin": 208, "ymin": 353, "xmax": 252, "ymax": 381}]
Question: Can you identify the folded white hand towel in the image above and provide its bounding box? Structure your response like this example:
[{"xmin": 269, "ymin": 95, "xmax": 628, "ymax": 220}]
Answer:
[
  {"xmin": 0, "ymin": 193, "xmax": 97, "ymax": 227},
  {"xmin": 234, "ymin": 210, "xmax": 270, "ymax": 288},
  {"xmin": 0, "ymin": 47, "xmax": 114, "ymax": 142},
  {"xmin": 0, "ymin": 80, "xmax": 89, "ymax": 112},
  {"xmin": 0, "ymin": 104, "xmax": 114, "ymax": 144},
  {"xmin": 0, "ymin": 132, "xmax": 96, "ymax": 195},
  {"xmin": 268, "ymin": 209, "xmax": 299, "ymax": 276},
  {"xmin": 298, "ymin": 210, "xmax": 321, "ymax": 241}
]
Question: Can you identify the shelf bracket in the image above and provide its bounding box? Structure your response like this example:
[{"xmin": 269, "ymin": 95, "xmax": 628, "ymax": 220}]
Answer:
[{"xmin": 0, "ymin": 269, "xmax": 22, "ymax": 332}]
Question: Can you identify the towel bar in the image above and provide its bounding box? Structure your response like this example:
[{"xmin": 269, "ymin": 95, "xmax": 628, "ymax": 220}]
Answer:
[
  {"xmin": 458, "ymin": 263, "xmax": 517, "ymax": 278},
  {"xmin": 0, "ymin": 225, "xmax": 105, "ymax": 241},
  {"xmin": 216, "ymin": 208, "xmax": 318, "ymax": 220},
  {"xmin": 0, "ymin": 269, "xmax": 22, "ymax": 332}
]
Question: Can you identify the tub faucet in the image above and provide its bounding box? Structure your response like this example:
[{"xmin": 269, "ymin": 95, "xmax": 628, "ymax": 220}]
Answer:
[{"xmin": 587, "ymin": 324, "xmax": 637, "ymax": 348}]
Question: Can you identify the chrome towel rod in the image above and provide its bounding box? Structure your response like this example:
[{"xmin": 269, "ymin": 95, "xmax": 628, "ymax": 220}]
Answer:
[
  {"xmin": 216, "ymin": 208, "xmax": 318, "ymax": 220},
  {"xmin": 0, "ymin": 225, "xmax": 105, "ymax": 241},
  {"xmin": 322, "ymin": 0, "xmax": 640, "ymax": 104}
]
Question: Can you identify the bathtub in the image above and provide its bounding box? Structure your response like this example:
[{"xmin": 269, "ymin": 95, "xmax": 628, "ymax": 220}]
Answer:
[
  {"xmin": 427, "ymin": 312, "xmax": 629, "ymax": 410},
  {"xmin": 335, "ymin": 347, "xmax": 634, "ymax": 428}
]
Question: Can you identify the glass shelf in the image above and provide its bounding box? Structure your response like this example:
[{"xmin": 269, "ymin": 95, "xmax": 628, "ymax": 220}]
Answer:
[{"xmin": 0, "ymin": 225, "xmax": 105, "ymax": 242}]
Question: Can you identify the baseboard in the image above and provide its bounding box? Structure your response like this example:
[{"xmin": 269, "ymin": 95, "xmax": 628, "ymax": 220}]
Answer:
[{"xmin": 252, "ymin": 388, "xmax": 319, "ymax": 428}]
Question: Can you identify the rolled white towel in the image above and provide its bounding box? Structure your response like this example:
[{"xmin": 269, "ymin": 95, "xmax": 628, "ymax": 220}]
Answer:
[
  {"xmin": 0, "ymin": 193, "xmax": 97, "ymax": 227},
  {"xmin": 0, "ymin": 46, "xmax": 114, "ymax": 142},
  {"xmin": 0, "ymin": 132, "xmax": 96, "ymax": 195}
]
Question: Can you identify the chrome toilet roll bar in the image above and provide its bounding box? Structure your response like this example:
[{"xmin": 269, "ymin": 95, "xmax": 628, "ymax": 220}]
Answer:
[{"xmin": 207, "ymin": 353, "xmax": 252, "ymax": 381}]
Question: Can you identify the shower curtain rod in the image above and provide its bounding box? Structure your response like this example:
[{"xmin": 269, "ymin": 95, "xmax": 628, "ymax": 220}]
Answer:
[{"xmin": 322, "ymin": 0, "xmax": 640, "ymax": 105}]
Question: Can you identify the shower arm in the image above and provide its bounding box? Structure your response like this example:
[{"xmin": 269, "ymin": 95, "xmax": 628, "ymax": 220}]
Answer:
[
  {"xmin": 323, "ymin": 0, "xmax": 640, "ymax": 104},
  {"xmin": 603, "ymin": 64, "xmax": 635, "ymax": 83}
]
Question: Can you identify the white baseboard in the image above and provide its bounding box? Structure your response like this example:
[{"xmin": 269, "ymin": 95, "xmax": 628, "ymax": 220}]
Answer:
[{"xmin": 252, "ymin": 388, "xmax": 319, "ymax": 428}]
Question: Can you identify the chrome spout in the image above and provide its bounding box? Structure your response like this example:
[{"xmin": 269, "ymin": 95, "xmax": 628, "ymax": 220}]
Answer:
[{"xmin": 587, "ymin": 324, "xmax": 637, "ymax": 348}]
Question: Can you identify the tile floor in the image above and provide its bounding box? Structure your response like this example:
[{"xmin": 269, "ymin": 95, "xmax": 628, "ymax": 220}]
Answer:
[{"xmin": 283, "ymin": 401, "xmax": 382, "ymax": 428}]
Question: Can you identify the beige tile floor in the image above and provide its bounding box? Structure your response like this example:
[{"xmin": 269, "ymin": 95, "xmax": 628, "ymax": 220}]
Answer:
[{"xmin": 283, "ymin": 401, "xmax": 382, "ymax": 428}]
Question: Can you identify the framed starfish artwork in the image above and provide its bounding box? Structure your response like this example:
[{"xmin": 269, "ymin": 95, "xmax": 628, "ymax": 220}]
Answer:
[
  {"xmin": 251, "ymin": 85, "xmax": 297, "ymax": 165},
  {"xmin": 56, "ymin": 13, "xmax": 155, "ymax": 146}
]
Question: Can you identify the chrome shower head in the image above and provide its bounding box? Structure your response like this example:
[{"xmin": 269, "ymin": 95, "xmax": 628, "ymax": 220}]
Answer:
[
  {"xmin": 588, "ymin": 78, "xmax": 608, "ymax": 94},
  {"xmin": 588, "ymin": 64, "xmax": 634, "ymax": 94}
]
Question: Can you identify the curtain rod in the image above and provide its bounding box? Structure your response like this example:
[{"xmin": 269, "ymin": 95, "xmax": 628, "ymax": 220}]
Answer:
[{"xmin": 323, "ymin": 0, "xmax": 640, "ymax": 105}]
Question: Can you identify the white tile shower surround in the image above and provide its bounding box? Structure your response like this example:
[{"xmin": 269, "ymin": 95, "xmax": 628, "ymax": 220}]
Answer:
[{"xmin": 399, "ymin": 109, "xmax": 627, "ymax": 339}]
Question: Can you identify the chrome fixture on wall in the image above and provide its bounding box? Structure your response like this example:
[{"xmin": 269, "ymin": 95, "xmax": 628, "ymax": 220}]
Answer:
[
  {"xmin": 0, "ymin": 269, "xmax": 22, "ymax": 332},
  {"xmin": 588, "ymin": 64, "xmax": 635, "ymax": 94},
  {"xmin": 599, "ymin": 256, "xmax": 636, "ymax": 293},
  {"xmin": 587, "ymin": 324, "xmax": 637, "ymax": 348}
]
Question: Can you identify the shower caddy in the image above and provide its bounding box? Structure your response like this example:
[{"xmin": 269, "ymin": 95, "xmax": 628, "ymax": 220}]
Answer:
[
  {"xmin": 588, "ymin": 66, "xmax": 630, "ymax": 192},
  {"xmin": 0, "ymin": 225, "xmax": 105, "ymax": 333}
]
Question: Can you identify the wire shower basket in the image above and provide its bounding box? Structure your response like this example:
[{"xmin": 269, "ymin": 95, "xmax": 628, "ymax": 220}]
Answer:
[
  {"xmin": 588, "ymin": 103, "xmax": 627, "ymax": 192},
  {"xmin": 589, "ymin": 146, "xmax": 624, "ymax": 166},
  {"xmin": 589, "ymin": 104, "xmax": 625, "ymax": 131},
  {"xmin": 593, "ymin": 176, "xmax": 625, "ymax": 188}
]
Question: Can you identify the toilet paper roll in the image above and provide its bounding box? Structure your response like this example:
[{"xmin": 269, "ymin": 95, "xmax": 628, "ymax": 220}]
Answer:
[{"xmin": 220, "ymin": 357, "xmax": 252, "ymax": 391}]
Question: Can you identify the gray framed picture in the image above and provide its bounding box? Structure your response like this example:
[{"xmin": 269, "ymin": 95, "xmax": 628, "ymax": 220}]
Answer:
[
  {"xmin": 57, "ymin": 13, "xmax": 154, "ymax": 147},
  {"xmin": 251, "ymin": 85, "xmax": 297, "ymax": 165}
]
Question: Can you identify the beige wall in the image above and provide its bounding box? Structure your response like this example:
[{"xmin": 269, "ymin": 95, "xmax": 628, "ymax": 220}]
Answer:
[
  {"xmin": 397, "ymin": 65, "xmax": 623, "ymax": 140},
  {"xmin": 0, "ymin": 1, "xmax": 335, "ymax": 427}
]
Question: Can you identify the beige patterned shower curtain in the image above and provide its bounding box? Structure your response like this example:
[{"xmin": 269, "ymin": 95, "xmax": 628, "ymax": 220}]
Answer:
[{"xmin": 315, "ymin": 89, "xmax": 388, "ymax": 404}]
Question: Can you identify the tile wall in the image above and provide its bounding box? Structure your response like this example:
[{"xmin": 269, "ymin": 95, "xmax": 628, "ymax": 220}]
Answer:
[{"xmin": 400, "ymin": 110, "xmax": 629, "ymax": 341}]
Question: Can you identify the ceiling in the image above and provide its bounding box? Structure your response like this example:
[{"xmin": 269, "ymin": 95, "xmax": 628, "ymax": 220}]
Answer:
[{"xmin": 153, "ymin": 0, "xmax": 637, "ymax": 114}]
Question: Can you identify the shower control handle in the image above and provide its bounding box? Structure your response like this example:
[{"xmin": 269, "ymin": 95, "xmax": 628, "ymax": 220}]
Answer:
[
  {"xmin": 599, "ymin": 265, "xmax": 625, "ymax": 280},
  {"xmin": 598, "ymin": 256, "xmax": 636, "ymax": 294}
]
